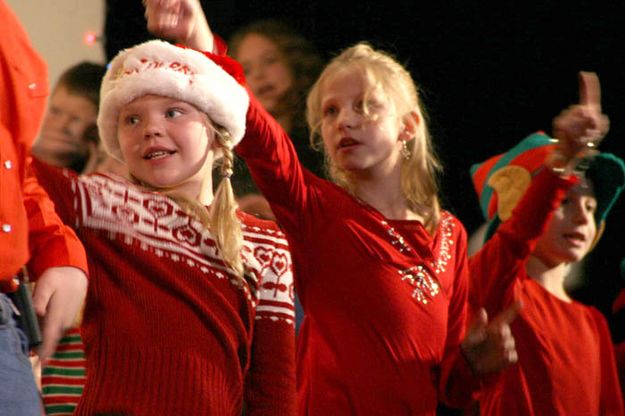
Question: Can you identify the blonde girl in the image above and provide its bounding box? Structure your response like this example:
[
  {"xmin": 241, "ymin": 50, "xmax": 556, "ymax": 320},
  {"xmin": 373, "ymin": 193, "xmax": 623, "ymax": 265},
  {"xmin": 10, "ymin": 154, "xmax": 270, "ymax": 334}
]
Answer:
[
  {"xmin": 33, "ymin": 40, "xmax": 295, "ymax": 415},
  {"xmin": 239, "ymin": 41, "xmax": 519, "ymax": 415}
]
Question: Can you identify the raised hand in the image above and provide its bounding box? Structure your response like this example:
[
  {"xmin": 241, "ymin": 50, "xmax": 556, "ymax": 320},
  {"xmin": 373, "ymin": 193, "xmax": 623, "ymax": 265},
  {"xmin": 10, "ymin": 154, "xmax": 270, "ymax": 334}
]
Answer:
[
  {"xmin": 552, "ymin": 72, "xmax": 609, "ymax": 163},
  {"xmin": 143, "ymin": 0, "xmax": 213, "ymax": 51},
  {"xmin": 461, "ymin": 302, "xmax": 520, "ymax": 375}
]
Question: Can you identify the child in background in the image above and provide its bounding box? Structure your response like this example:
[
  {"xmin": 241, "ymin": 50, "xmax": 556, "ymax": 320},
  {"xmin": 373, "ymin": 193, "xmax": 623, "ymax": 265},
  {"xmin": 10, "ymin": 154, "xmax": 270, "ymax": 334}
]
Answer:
[
  {"xmin": 227, "ymin": 19, "xmax": 326, "ymax": 219},
  {"xmin": 146, "ymin": 3, "xmax": 521, "ymax": 413},
  {"xmin": 229, "ymin": 19, "xmax": 324, "ymax": 177},
  {"xmin": 32, "ymin": 62, "xmax": 106, "ymax": 173},
  {"xmin": 469, "ymin": 73, "xmax": 624, "ymax": 415},
  {"xmin": 34, "ymin": 39, "xmax": 295, "ymax": 415}
]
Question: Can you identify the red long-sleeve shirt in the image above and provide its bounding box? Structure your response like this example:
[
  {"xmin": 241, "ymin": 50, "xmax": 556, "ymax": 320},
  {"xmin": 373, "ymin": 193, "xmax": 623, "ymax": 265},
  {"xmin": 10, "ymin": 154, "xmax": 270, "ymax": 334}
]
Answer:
[
  {"xmin": 237, "ymin": 96, "xmax": 477, "ymax": 415},
  {"xmin": 33, "ymin": 161, "xmax": 296, "ymax": 416},
  {"xmin": 0, "ymin": 0, "xmax": 87, "ymax": 288},
  {"xmin": 470, "ymin": 167, "xmax": 624, "ymax": 415}
]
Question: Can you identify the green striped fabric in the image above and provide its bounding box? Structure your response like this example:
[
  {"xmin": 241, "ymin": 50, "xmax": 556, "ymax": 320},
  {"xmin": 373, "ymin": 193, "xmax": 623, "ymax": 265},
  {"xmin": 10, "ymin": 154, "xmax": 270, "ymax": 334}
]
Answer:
[{"xmin": 42, "ymin": 327, "xmax": 86, "ymax": 416}]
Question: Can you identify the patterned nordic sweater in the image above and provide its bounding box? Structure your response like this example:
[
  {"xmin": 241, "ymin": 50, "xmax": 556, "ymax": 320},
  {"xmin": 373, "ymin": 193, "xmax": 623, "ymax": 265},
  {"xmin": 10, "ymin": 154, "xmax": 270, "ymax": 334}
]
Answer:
[{"xmin": 33, "ymin": 161, "xmax": 296, "ymax": 416}]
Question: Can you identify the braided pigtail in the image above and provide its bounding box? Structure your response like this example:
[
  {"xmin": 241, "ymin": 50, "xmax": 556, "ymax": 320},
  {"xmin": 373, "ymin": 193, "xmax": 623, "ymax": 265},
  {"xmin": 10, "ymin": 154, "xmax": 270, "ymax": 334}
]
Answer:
[{"xmin": 209, "ymin": 127, "xmax": 245, "ymax": 278}]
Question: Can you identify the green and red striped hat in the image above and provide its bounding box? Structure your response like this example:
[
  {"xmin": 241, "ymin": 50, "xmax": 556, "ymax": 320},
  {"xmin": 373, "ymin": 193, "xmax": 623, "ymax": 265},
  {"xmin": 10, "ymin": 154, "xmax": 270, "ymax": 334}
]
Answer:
[{"xmin": 471, "ymin": 132, "xmax": 625, "ymax": 241}]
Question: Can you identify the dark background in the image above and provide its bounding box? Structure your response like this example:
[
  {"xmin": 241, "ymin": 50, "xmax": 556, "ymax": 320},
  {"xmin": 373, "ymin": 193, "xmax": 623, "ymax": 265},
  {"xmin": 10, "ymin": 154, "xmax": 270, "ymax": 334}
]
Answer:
[{"xmin": 105, "ymin": 0, "xmax": 625, "ymax": 341}]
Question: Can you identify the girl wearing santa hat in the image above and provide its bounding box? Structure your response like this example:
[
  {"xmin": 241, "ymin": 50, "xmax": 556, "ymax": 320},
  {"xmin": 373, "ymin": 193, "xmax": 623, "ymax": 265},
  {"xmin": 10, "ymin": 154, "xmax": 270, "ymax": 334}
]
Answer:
[{"xmin": 33, "ymin": 38, "xmax": 295, "ymax": 415}]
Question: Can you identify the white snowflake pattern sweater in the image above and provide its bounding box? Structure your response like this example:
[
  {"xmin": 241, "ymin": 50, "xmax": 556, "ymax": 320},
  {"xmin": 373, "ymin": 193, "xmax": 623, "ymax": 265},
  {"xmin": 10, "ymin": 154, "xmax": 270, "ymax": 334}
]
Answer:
[{"xmin": 32, "ymin": 159, "xmax": 296, "ymax": 416}]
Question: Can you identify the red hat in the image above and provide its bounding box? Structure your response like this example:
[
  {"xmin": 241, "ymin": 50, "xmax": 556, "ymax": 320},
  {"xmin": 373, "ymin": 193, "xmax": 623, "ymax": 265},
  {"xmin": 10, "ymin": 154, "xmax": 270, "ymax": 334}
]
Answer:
[{"xmin": 99, "ymin": 40, "xmax": 248, "ymax": 161}]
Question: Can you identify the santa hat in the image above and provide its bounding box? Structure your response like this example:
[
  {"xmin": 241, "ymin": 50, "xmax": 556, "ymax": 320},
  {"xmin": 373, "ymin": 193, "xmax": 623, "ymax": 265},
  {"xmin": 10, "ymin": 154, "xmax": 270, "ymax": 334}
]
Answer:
[
  {"xmin": 470, "ymin": 132, "xmax": 625, "ymax": 241},
  {"xmin": 98, "ymin": 40, "xmax": 248, "ymax": 161}
]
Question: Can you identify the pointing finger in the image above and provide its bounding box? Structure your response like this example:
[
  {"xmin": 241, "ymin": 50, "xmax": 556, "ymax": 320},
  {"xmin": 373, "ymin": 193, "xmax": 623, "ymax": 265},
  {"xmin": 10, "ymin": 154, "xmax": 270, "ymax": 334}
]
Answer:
[{"xmin": 579, "ymin": 71, "xmax": 601, "ymax": 110}]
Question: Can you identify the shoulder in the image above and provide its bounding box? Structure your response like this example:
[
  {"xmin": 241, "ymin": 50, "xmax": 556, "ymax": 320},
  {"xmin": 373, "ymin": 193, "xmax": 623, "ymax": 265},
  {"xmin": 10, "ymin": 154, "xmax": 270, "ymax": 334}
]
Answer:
[
  {"xmin": 239, "ymin": 211, "xmax": 288, "ymax": 245},
  {"xmin": 439, "ymin": 210, "xmax": 468, "ymax": 239},
  {"xmin": 585, "ymin": 305, "xmax": 610, "ymax": 326}
]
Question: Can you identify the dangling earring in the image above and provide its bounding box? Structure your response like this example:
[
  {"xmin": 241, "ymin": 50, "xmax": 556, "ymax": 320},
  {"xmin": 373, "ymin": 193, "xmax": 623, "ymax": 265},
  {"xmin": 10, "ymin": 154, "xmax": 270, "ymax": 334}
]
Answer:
[{"xmin": 401, "ymin": 140, "xmax": 411, "ymax": 160}]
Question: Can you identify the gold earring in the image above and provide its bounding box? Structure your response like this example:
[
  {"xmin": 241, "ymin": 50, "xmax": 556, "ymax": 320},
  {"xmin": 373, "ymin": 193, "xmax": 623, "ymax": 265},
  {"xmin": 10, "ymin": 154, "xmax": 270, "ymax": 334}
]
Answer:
[{"xmin": 401, "ymin": 140, "xmax": 411, "ymax": 160}]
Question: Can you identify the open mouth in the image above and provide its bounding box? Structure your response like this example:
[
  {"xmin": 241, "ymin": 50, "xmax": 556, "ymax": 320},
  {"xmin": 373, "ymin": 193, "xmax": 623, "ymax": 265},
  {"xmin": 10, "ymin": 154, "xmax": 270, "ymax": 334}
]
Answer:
[
  {"xmin": 338, "ymin": 137, "xmax": 359, "ymax": 149},
  {"xmin": 563, "ymin": 232, "xmax": 586, "ymax": 244},
  {"xmin": 143, "ymin": 149, "xmax": 175, "ymax": 160}
]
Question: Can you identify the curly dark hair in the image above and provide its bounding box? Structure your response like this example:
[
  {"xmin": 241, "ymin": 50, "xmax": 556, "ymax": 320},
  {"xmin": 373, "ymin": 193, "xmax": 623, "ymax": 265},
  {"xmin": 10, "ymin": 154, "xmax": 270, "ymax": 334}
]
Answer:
[{"xmin": 229, "ymin": 19, "xmax": 323, "ymax": 133}]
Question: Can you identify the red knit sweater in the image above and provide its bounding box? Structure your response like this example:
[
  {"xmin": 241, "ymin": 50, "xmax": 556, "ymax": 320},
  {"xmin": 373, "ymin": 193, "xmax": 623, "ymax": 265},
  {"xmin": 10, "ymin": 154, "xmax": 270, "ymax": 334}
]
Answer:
[
  {"xmin": 237, "ymin": 96, "xmax": 477, "ymax": 415},
  {"xmin": 469, "ymin": 168, "xmax": 624, "ymax": 415},
  {"xmin": 33, "ymin": 161, "xmax": 296, "ymax": 416}
]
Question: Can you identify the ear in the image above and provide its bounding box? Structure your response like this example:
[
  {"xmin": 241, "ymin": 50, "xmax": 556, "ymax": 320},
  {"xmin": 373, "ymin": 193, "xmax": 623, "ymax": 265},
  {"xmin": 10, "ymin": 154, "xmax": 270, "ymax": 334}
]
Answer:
[{"xmin": 399, "ymin": 111, "xmax": 420, "ymax": 142}]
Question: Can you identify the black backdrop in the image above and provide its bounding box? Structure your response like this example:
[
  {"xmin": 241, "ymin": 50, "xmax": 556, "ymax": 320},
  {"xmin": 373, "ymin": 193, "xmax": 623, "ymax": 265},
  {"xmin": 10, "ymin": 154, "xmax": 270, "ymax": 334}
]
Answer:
[{"xmin": 105, "ymin": 0, "xmax": 625, "ymax": 343}]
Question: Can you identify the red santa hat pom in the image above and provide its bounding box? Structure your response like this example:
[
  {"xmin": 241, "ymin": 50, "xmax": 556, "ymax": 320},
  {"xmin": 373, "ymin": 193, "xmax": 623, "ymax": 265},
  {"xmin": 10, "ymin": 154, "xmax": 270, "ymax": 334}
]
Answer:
[{"xmin": 98, "ymin": 40, "xmax": 249, "ymax": 161}]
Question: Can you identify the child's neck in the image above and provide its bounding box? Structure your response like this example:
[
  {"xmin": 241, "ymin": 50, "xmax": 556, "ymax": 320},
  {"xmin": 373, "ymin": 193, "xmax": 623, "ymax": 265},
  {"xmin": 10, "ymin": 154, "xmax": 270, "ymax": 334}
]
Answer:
[
  {"xmin": 526, "ymin": 254, "xmax": 572, "ymax": 302},
  {"xmin": 352, "ymin": 175, "xmax": 423, "ymax": 222}
]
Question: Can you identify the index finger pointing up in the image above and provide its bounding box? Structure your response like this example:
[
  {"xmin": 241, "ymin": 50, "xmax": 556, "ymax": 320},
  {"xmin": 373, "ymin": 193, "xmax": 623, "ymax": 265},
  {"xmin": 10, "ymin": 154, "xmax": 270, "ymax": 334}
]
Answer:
[{"xmin": 579, "ymin": 71, "xmax": 602, "ymax": 110}]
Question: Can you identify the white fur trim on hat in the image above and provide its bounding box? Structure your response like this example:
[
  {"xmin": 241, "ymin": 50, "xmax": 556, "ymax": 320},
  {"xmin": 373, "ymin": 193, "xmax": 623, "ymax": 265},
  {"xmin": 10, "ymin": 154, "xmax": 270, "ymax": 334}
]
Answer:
[{"xmin": 98, "ymin": 40, "xmax": 249, "ymax": 161}]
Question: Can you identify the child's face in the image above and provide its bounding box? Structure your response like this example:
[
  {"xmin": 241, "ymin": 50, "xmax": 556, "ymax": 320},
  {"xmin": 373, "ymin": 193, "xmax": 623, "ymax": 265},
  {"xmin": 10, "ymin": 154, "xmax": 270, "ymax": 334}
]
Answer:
[
  {"xmin": 319, "ymin": 67, "xmax": 405, "ymax": 176},
  {"xmin": 117, "ymin": 95, "xmax": 215, "ymax": 195},
  {"xmin": 36, "ymin": 85, "xmax": 97, "ymax": 168},
  {"xmin": 236, "ymin": 33, "xmax": 293, "ymax": 115},
  {"xmin": 532, "ymin": 181, "xmax": 597, "ymax": 267}
]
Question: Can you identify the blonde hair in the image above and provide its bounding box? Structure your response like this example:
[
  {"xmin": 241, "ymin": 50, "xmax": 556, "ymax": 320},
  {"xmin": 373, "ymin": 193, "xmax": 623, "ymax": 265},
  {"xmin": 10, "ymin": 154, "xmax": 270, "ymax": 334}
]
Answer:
[
  {"xmin": 150, "ymin": 123, "xmax": 246, "ymax": 278},
  {"xmin": 306, "ymin": 43, "xmax": 442, "ymax": 231}
]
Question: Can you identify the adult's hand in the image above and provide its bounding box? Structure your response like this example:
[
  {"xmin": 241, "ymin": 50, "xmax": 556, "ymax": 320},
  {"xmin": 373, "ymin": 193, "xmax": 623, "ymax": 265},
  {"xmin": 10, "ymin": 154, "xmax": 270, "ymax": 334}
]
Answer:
[{"xmin": 32, "ymin": 266, "xmax": 88, "ymax": 361}]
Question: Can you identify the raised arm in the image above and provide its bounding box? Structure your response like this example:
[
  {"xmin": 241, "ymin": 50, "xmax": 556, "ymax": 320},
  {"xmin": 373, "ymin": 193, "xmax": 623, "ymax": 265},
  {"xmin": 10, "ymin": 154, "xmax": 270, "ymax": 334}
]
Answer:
[{"xmin": 469, "ymin": 72, "xmax": 609, "ymax": 314}]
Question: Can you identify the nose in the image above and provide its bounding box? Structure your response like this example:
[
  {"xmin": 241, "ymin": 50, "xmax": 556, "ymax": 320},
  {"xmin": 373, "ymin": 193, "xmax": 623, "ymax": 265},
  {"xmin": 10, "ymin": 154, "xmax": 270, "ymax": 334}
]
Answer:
[
  {"xmin": 249, "ymin": 63, "xmax": 265, "ymax": 82},
  {"xmin": 49, "ymin": 111, "xmax": 73, "ymax": 135},
  {"xmin": 570, "ymin": 199, "xmax": 592, "ymax": 225},
  {"xmin": 143, "ymin": 115, "xmax": 164, "ymax": 139},
  {"xmin": 338, "ymin": 107, "xmax": 360, "ymax": 131}
]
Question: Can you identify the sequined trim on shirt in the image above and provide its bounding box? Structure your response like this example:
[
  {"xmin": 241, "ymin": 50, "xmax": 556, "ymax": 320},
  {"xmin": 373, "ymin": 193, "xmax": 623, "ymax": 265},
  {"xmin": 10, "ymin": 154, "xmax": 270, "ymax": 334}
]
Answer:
[{"xmin": 394, "ymin": 212, "xmax": 455, "ymax": 304}]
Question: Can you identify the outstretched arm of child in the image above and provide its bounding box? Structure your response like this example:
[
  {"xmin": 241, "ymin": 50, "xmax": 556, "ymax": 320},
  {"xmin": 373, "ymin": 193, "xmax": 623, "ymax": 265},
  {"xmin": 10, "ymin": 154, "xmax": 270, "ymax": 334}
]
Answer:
[
  {"xmin": 469, "ymin": 72, "xmax": 609, "ymax": 314},
  {"xmin": 144, "ymin": 0, "xmax": 215, "ymax": 51}
]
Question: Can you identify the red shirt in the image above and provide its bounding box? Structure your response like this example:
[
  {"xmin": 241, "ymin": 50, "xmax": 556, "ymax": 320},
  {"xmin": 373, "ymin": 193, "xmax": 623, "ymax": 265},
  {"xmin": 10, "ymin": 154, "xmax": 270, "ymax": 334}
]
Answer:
[
  {"xmin": 237, "ymin": 96, "xmax": 477, "ymax": 415},
  {"xmin": 33, "ymin": 162, "xmax": 296, "ymax": 416},
  {"xmin": 470, "ymin": 168, "xmax": 624, "ymax": 415},
  {"xmin": 0, "ymin": 0, "xmax": 87, "ymax": 287}
]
